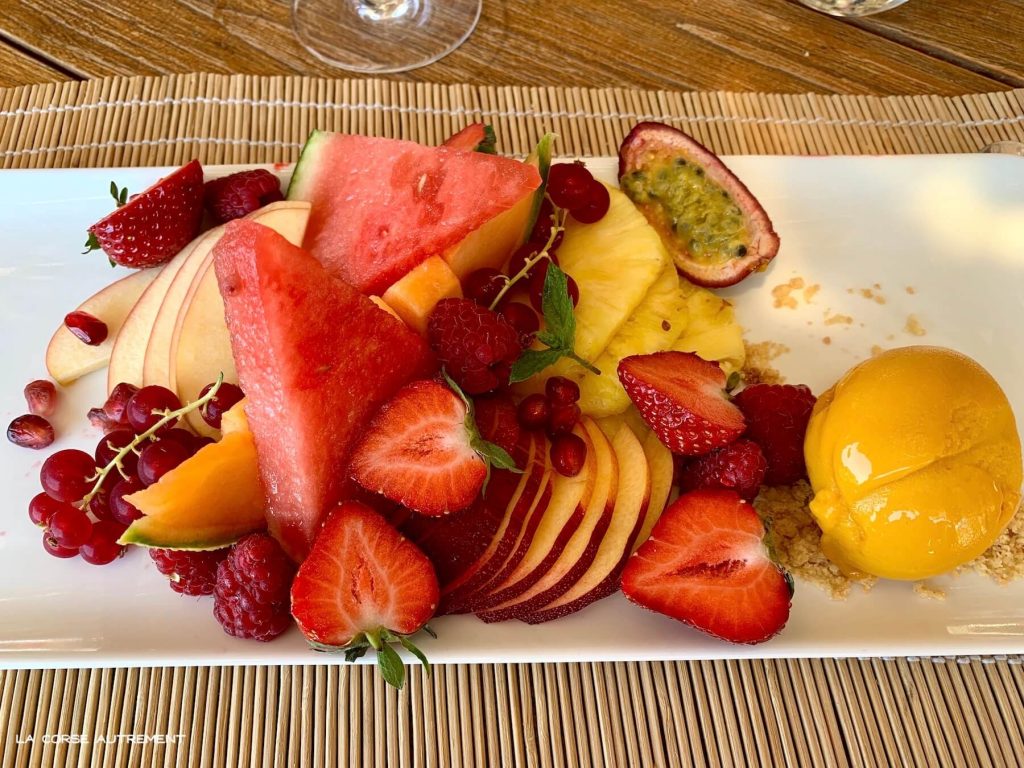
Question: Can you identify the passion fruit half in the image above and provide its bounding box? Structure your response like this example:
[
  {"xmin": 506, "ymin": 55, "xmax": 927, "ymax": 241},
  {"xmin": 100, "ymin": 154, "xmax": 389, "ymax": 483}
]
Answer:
[{"xmin": 618, "ymin": 122, "xmax": 780, "ymax": 288}]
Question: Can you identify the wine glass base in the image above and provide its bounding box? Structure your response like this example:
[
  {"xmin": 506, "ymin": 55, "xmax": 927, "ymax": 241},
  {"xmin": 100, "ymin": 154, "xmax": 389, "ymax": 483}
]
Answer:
[{"xmin": 292, "ymin": 0, "xmax": 482, "ymax": 74}]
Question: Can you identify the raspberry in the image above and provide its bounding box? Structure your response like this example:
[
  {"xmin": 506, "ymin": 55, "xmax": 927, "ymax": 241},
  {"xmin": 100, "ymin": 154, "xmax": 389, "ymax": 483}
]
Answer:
[
  {"xmin": 677, "ymin": 439, "xmax": 767, "ymax": 500},
  {"xmin": 204, "ymin": 169, "xmax": 284, "ymax": 224},
  {"xmin": 150, "ymin": 548, "xmax": 229, "ymax": 596},
  {"xmin": 732, "ymin": 384, "xmax": 817, "ymax": 486},
  {"xmin": 427, "ymin": 298, "xmax": 523, "ymax": 395},
  {"xmin": 213, "ymin": 534, "xmax": 295, "ymax": 641}
]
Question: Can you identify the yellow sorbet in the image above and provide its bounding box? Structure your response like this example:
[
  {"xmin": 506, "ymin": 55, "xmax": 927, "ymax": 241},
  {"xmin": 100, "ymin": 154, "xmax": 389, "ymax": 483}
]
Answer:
[{"xmin": 804, "ymin": 346, "xmax": 1022, "ymax": 580}]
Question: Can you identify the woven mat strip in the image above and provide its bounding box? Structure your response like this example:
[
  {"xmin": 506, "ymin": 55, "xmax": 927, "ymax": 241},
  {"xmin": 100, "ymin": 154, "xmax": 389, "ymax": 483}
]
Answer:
[{"xmin": 2, "ymin": 75, "xmax": 1024, "ymax": 767}]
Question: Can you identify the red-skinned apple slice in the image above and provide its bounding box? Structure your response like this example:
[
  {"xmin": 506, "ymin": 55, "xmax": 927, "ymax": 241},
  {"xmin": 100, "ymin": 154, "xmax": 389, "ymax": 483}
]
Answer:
[
  {"xmin": 467, "ymin": 421, "xmax": 601, "ymax": 614},
  {"xmin": 475, "ymin": 418, "xmax": 616, "ymax": 622},
  {"xmin": 618, "ymin": 122, "xmax": 780, "ymax": 288},
  {"xmin": 521, "ymin": 418, "xmax": 650, "ymax": 623},
  {"xmin": 46, "ymin": 268, "xmax": 158, "ymax": 385}
]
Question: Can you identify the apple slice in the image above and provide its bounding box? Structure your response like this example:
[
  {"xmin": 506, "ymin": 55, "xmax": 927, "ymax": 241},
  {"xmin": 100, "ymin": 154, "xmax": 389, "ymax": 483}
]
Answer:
[
  {"xmin": 476, "ymin": 418, "xmax": 617, "ymax": 622},
  {"xmin": 45, "ymin": 268, "xmax": 159, "ymax": 385},
  {"xmin": 439, "ymin": 432, "xmax": 551, "ymax": 614},
  {"xmin": 521, "ymin": 419, "xmax": 651, "ymax": 623},
  {"xmin": 170, "ymin": 202, "xmax": 311, "ymax": 434},
  {"xmin": 107, "ymin": 235, "xmax": 208, "ymax": 391},
  {"xmin": 467, "ymin": 421, "xmax": 602, "ymax": 615}
]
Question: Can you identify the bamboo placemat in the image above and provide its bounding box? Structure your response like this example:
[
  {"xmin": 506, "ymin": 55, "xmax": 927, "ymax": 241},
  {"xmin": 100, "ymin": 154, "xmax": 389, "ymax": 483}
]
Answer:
[{"xmin": 2, "ymin": 75, "xmax": 1024, "ymax": 768}]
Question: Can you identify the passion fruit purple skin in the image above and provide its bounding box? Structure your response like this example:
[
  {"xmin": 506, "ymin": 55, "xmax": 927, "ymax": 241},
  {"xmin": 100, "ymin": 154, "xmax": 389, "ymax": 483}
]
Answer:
[{"xmin": 618, "ymin": 122, "xmax": 780, "ymax": 288}]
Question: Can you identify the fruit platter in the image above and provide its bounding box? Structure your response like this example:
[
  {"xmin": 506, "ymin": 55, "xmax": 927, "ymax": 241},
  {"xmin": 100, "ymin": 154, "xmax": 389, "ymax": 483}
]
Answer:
[{"xmin": 2, "ymin": 124, "xmax": 1024, "ymax": 683}]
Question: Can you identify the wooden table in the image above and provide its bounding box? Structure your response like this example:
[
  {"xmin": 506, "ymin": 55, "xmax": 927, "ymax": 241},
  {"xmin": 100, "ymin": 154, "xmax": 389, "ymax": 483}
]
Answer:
[{"xmin": 1, "ymin": 0, "xmax": 1022, "ymax": 94}]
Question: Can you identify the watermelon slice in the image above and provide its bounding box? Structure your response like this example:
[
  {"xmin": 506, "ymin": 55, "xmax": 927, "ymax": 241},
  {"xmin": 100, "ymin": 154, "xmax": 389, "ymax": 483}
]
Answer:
[
  {"xmin": 287, "ymin": 131, "xmax": 541, "ymax": 295},
  {"xmin": 213, "ymin": 220, "xmax": 436, "ymax": 561}
]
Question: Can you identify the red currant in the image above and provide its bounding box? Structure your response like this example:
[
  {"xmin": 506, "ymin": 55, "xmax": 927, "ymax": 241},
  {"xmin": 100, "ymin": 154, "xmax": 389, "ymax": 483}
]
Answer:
[
  {"xmin": 109, "ymin": 477, "xmax": 144, "ymax": 525},
  {"xmin": 507, "ymin": 242, "xmax": 540, "ymax": 278},
  {"xmin": 463, "ymin": 268, "xmax": 507, "ymax": 307},
  {"xmin": 89, "ymin": 491, "xmax": 114, "ymax": 522},
  {"xmin": 499, "ymin": 301, "xmax": 540, "ymax": 344},
  {"xmin": 529, "ymin": 198, "xmax": 556, "ymax": 243},
  {"xmin": 546, "ymin": 376, "xmax": 581, "ymax": 406},
  {"xmin": 94, "ymin": 428, "xmax": 138, "ymax": 474},
  {"xmin": 43, "ymin": 530, "xmax": 79, "ymax": 559},
  {"xmin": 137, "ymin": 440, "xmax": 190, "ymax": 486},
  {"xmin": 517, "ymin": 394, "xmax": 551, "ymax": 431},
  {"xmin": 24, "ymin": 379, "xmax": 57, "ymax": 417},
  {"xmin": 550, "ymin": 433, "xmax": 588, "ymax": 477},
  {"xmin": 547, "ymin": 403, "xmax": 581, "ymax": 437},
  {"xmin": 126, "ymin": 385, "xmax": 181, "ymax": 434},
  {"xmin": 198, "ymin": 382, "xmax": 245, "ymax": 430},
  {"xmin": 193, "ymin": 436, "xmax": 216, "ymax": 451},
  {"xmin": 7, "ymin": 414, "xmax": 55, "ymax": 449},
  {"xmin": 48, "ymin": 505, "xmax": 92, "ymax": 549},
  {"xmin": 29, "ymin": 492, "xmax": 70, "ymax": 528},
  {"xmin": 64, "ymin": 310, "xmax": 109, "ymax": 345},
  {"xmin": 547, "ymin": 162, "xmax": 596, "ymax": 210},
  {"xmin": 570, "ymin": 182, "xmax": 611, "ymax": 224},
  {"xmin": 40, "ymin": 449, "xmax": 96, "ymax": 502},
  {"xmin": 162, "ymin": 428, "xmax": 198, "ymax": 453},
  {"xmin": 79, "ymin": 520, "xmax": 127, "ymax": 565}
]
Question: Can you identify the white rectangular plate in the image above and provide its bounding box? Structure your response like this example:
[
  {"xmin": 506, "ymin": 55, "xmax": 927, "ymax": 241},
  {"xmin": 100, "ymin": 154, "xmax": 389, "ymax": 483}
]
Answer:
[{"xmin": 1, "ymin": 155, "xmax": 1023, "ymax": 669}]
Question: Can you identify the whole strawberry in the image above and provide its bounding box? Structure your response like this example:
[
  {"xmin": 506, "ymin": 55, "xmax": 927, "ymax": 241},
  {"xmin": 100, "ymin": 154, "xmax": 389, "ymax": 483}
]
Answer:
[
  {"xmin": 213, "ymin": 533, "xmax": 296, "ymax": 642},
  {"xmin": 733, "ymin": 384, "xmax": 816, "ymax": 486},
  {"xmin": 427, "ymin": 298, "xmax": 523, "ymax": 395},
  {"xmin": 86, "ymin": 160, "xmax": 205, "ymax": 268},
  {"xmin": 204, "ymin": 169, "xmax": 284, "ymax": 224},
  {"xmin": 678, "ymin": 439, "xmax": 767, "ymax": 501}
]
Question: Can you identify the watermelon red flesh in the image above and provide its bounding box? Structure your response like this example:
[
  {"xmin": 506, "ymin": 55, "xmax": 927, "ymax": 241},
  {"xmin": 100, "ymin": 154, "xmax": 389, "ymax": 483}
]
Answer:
[
  {"xmin": 213, "ymin": 219, "xmax": 436, "ymax": 561},
  {"xmin": 287, "ymin": 131, "xmax": 541, "ymax": 295}
]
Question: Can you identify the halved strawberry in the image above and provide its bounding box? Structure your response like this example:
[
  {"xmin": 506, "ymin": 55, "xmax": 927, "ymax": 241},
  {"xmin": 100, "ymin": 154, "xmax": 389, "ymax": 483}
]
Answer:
[
  {"xmin": 618, "ymin": 351, "xmax": 745, "ymax": 456},
  {"xmin": 291, "ymin": 501, "xmax": 439, "ymax": 688},
  {"xmin": 442, "ymin": 122, "xmax": 497, "ymax": 154},
  {"xmin": 349, "ymin": 378, "xmax": 520, "ymax": 516},
  {"xmin": 85, "ymin": 160, "xmax": 205, "ymax": 268},
  {"xmin": 618, "ymin": 122, "xmax": 780, "ymax": 288},
  {"xmin": 621, "ymin": 489, "xmax": 793, "ymax": 644}
]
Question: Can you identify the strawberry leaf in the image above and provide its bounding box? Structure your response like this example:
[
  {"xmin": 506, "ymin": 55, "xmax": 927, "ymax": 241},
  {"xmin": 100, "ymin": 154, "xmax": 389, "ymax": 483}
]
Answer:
[
  {"xmin": 109, "ymin": 181, "xmax": 129, "ymax": 207},
  {"xmin": 443, "ymin": 369, "xmax": 522, "ymax": 480},
  {"xmin": 82, "ymin": 232, "xmax": 101, "ymax": 255},
  {"xmin": 394, "ymin": 634, "xmax": 432, "ymax": 676},
  {"xmin": 344, "ymin": 645, "xmax": 369, "ymax": 662},
  {"xmin": 376, "ymin": 643, "xmax": 406, "ymax": 689}
]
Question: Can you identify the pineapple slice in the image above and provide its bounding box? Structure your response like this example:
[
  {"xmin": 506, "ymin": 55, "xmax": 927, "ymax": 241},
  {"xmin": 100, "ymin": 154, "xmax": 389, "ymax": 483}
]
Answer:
[
  {"xmin": 558, "ymin": 184, "xmax": 669, "ymax": 362},
  {"xmin": 672, "ymin": 280, "xmax": 746, "ymax": 374},
  {"xmin": 576, "ymin": 261, "xmax": 690, "ymax": 417}
]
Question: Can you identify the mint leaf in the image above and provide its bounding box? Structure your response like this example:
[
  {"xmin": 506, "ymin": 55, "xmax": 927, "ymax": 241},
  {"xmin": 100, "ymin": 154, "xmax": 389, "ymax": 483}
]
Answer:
[
  {"xmin": 541, "ymin": 263, "xmax": 575, "ymax": 345},
  {"xmin": 510, "ymin": 348, "xmax": 565, "ymax": 383},
  {"xmin": 376, "ymin": 644, "xmax": 406, "ymax": 689}
]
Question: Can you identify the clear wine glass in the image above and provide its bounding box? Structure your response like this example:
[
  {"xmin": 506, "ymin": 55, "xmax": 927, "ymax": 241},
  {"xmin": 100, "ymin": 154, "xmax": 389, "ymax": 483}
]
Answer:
[
  {"xmin": 292, "ymin": 0, "xmax": 482, "ymax": 74},
  {"xmin": 795, "ymin": 0, "xmax": 909, "ymax": 16}
]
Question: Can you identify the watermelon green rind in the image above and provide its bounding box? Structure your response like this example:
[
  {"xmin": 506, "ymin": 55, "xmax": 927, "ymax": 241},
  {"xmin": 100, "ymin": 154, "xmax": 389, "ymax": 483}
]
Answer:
[{"xmin": 285, "ymin": 130, "xmax": 331, "ymax": 201}]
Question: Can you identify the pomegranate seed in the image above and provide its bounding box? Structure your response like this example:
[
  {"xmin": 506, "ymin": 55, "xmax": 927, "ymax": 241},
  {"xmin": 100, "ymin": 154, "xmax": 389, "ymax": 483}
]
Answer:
[
  {"xmin": 463, "ymin": 268, "xmax": 507, "ymax": 307},
  {"xmin": 43, "ymin": 530, "xmax": 79, "ymax": 559},
  {"xmin": 126, "ymin": 385, "xmax": 181, "ymax": 434},
  {"xmin": 7, "ymin": 414, "xmax": 55, "ymax": 449},
  {"xmin": 547, "ymin": 403, "xmax": 581, "ymax": 437},
  {"xmin": 198, "ymin": 382, "xmax": 245, "ymax": 430},
  {"xmin": 102, "ymin": 383, "xmax": 140, "ymax": 426},
  {"xmin": 517, "ymin": 394, "xmax": 551, "ymax": 431},
  {"xmin": 94, "ymin": 428, "xmax": 138, "ymax": 474},
  {"xmin": 40, "ymin": 449, "xmax": 96, "ymax": 502},
  {"xmin": 48, "ymin": 505, "xmax": 92, "ymax": 549},
  {"xmin": 137, "ymin": 440, "xmax": 190, "ymax": 486},
  {"xmin": 109, "ymin": 477, "xmax": 144, "ymax": 525},
  {"xmin": 499, "ymin": 301, "xmax": 540, "ymax": 345},
  {"xmin": 24, "ymin": 380, "xmax": 58, "ymax": 417},
  {"xmin": 63, "ymin": 311, "xmax": 109, "ymax": 345},
  {"xmin": 570, "ymin": 181, "xmax": 611, "ymax": 224},
  {"xmin": 550, "ymin": 433, "xmax": 587, "ymax": 477},
  {"xmin": 547, "ymin": 162, "xmax": 596, "ymax": 210},
  {"xmin": 87, "ymin": 407, "xmax": 118, "ymax": 434},
  {"xmin": 29, "ymin": 492, "xmax": 71, "ymax": 528},
  {"xmin": 79, "ymin": 520, "xmax": 127, "ymax": 565},
  {"xmin": 546, "ymin": 376, "xmax": 581, "ymax": 406}
]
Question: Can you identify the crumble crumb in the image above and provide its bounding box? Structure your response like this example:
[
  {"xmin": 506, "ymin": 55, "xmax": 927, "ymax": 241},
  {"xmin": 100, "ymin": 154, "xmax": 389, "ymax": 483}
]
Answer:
[
  {"xmin": 772, "ymin": 277, "xmax": 805, "ymax": 309},
  {"xmin": 858, "ymin": 287, "xmax": 886, "ymax": 305},
  {"xmin": 914, "ymin": 582, "xmax": 947, "ymax": 600},
  {"xmin": 961, "ymin": 502, "xmax": 1024, "ymax": 583},
  {"xmin": 822, "ymin": 336, "xmax": 831, "ymax": 345},
  {"xmin": 803, "ymin": 284, "xmax": 821, "ymax": 303},
  {"xmin": 905, "ymin": 286, "xmax": 916, "ymax": 295},
  {"xmin": 870, "ymin": 345, "xmax": 885, "ymax": 357},
  {"xmin": 824, "ymin": 311, "xmax": 853, "ymax": 326},
  {"xmin": 904, "ymin": 314, "xmax": 926, "ymax": 336},
  {"xmin": 742, "ymin": 341, "xmax": 789, "ymax": 385},
  {"xmin": 755, "ymin": 482, "xmax": 875, "ymax": 599}
]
